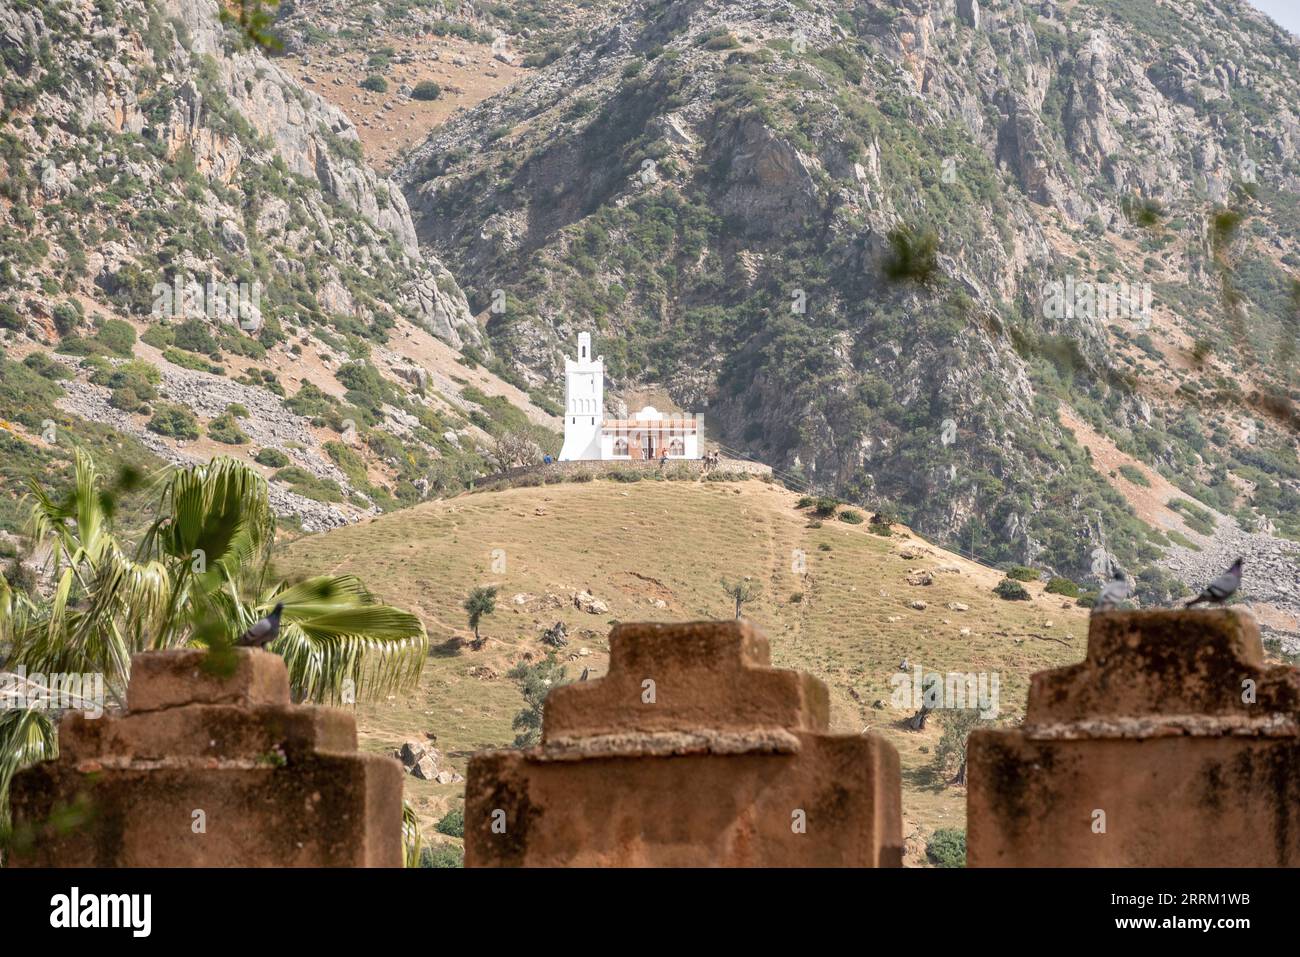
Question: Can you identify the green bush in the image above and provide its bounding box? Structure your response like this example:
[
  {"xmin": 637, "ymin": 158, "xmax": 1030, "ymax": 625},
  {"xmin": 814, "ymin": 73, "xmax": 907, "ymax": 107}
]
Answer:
[
  {"xmin": 360, "ymin": 75, "xmax": 388, "ymax": 93},
  {"xmin": 1117, "ymin": 464, "xmax": 1151, "ymax": 487},
  {"xmin": 813, "ymin": 497, "xmax": 839, "ymax": 517},
  {"xmin": 207, "ymin": 412, "xmax": 248, "ymax": 445},
  {"xmin": 274, "ymin": 466, "xmax": 344, "ymax": 503},
  {"xmin": 109, "ymin": 386, "xmax": 144, "ymax": 412},
  {"xmin": 0, "ymin": 303, "xmax": 21, "ymax": 330},
  {"xmin": 838, "ymin": 508, "xmax": 864, "ymax": 524},
  {"xmin": 1005, "ymin": 565, "xmax": 1039, "ymax": 582},
  {"xmin": 147, "ymin": 402, "xmax": 199, "ymax": 440},
  {"xmin": 172, "ymin": 318, "xmax": 218, "ymax": 355},
  {"xmin": 1044, "ymin": 577, "xmax": 1080, "ymax": 597},
  {"xmin": 434, "ymin": 807, "xmax": 464, "ymax": 838},
  {"xmin": 52, "ymin": 300, "xmax": 84, "ymax": 336},
  {"xmin": 21, "ymin": 352, "xmax": 71, "ymax": 381},
  {"xmin": 411, "ymin": 80, "xmax": 442, "ymax": 101},
  {"xmin": 993, "ymin": 578, "xmax": 1031, "ymax": 601},
  {"xmin": 418, "ymin": 842, "xmax": 463, "ymax": 868},
  {"xmin": 95, "ymin": 319, "xmax": 136, "ymax": 357},
  {"xmin": 926, "ymin": 828, "xmax": 966, "ymax": 868},
  {"xmin": 254, "ymin": 447, "xmax": 289, "ymax": 468}
]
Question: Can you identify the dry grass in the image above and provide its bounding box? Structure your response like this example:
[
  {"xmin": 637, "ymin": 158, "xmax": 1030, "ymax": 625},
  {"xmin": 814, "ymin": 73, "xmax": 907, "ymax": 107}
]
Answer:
[{"xmin": 275, "ymin": 476, "xmax": 1089, "ymax": 858}]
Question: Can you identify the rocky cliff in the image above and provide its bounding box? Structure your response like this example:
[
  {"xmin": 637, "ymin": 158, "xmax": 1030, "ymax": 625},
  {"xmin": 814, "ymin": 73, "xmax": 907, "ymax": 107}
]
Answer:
[{"xmin": 398, "ymin": 0, "xmax": 1300, "ymax": 617}]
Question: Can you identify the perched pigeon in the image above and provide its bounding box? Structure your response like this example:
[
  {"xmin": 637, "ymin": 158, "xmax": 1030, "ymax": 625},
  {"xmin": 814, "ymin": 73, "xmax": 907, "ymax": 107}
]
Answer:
[
  {"xmin": 1186, "ymin": 558, "xmax": 1244, "ymax": 607},
  {"xmin": 236, "ymin": 602, "xmax": 284, "ymax": 647},
  {"xmin": 1096, "ymin": 569, "xmax": 1131, "ymax": 610}
]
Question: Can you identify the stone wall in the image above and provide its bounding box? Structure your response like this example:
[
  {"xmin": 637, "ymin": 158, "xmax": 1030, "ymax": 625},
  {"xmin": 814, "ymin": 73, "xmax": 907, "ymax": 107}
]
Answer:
[
  {"xmin": 474, "ymin": 455, "xmax": 773, "ymax": 489},
  {"xmin": 11, "ymin": 609, "xmax": 1297, "ymax": 868},
  {"xmin": 968, "ymin": 608, "xmax": 1300, "ymax": 866},
  {"xmin": 464, "ymin": 620, "xmax": 903, "ymax": 867},
  {"xmin": 8, "ymin": 649, "xmax": 402, "ymax": 867}
]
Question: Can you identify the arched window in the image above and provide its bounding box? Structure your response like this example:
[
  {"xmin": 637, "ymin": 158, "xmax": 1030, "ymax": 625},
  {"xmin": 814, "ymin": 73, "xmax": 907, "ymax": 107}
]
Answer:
[
  {"xmin": 614, "ymin": 437, "xmax": 628, "ymax": 456},
  {"xmin": 669, "ymin": 437, "xmax": 684, "ymax": 456}
]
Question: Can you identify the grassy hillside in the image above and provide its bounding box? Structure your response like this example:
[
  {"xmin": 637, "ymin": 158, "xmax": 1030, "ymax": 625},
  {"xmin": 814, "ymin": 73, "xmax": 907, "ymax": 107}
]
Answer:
[{"xmin": 275, "ymin": 474, "xmax": 1092, "ymax": 862}]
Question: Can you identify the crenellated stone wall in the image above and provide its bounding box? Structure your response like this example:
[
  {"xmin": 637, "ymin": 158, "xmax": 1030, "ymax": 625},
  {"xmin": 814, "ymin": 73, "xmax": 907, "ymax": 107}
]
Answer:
[
  {"xmin": 8, "ymin": 648, "xmax": 402, "ymax": 867},
  {"xmin": 968, "ymin": 608, "xmax": 1300, "ymax": 867},
  {"xmin": 464, "ymin": 619, "xmax": 903, "ymax": 867},
  {"xmin": 11, "ymin": 609, "xmax": 1297, "ymax": 868}
]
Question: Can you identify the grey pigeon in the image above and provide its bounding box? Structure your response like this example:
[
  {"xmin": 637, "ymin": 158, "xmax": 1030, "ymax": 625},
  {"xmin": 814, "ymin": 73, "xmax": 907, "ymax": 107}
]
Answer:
[
  {"xmin": 1096, "ymin": 569, "xmax": 1131, "ymax": 610},
  {"xmin": 1186, "ymin": 558, "xmax": 1243, "ymax": 607},
  {"xmin": 236, "ymin": 602, "xmax": 284, "ymax": 647}
]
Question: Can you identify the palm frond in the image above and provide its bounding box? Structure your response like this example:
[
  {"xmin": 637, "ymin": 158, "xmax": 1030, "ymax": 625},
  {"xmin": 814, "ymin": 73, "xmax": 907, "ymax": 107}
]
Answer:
[
  {"xmin": 0, "ymin": 708, "xmax": 56, "ymax": 833},
  {"xmin": 402, "ymin": 800, "xmax": 423, "ymax": 868}
]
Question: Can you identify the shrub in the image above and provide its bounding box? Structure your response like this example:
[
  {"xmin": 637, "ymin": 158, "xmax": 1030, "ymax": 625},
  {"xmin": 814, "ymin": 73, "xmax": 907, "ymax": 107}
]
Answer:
[
  {"xmin": 0, "ymin": 302, "xmax": 21, "ymax": 330},
  {"xmin": 796, "ymin": 496, "xmax": 815, "ymax": 509},
  {"xmin": 95, "ymin": 318, "xmax": 136, "ymax": 357},
  {"xmin": 411, "ymin": 80, "xmax": 442, "ymax": 101},
  {"xmin": 813, "ymin": 497, "xmax": 839, "ymax": 517},
  {"xmin": 1044, "ymin": 577, "xmax": 1080, "ymax": 597},
  {"xmin": 226, "ymin": 402, "xmax": 250, "ymax": 418},
  {"xmin": 434, "ymin": 807, "xmax": 464, "ymax": 838},
  {"xmin": 1117, "ymin": 463, "xmax": 1150, "ymax": 487},
  {"xmin": 926, "ymin": 828, "xmax": 966, "ymax": 868},
  {"xmin": 360, "ymin": 75, "xmax": 388, "ymax": 93},
  {"xmin": 22, "ymin": 352, "xmax": 71, "ymax": 380},
  {"xmin": 1005, "ymin": 565, "xmax": 1039, "ymax": 582},
  {"xmin": 207, "ymin": 412, "xmax": 248, "ymax": 445},
  {"xmin": 274, "ymin": 466, "xmax": 344, "ymax": 503},
  {"xmin": 52, "ymin": 300, "xmax": 84, "ymax": 336},
  {"xmin": 993, "ymin": 578, "xmax": 1031, "ymax": 601},
  {"xmin": 418, "ymin": 842, "xmax": 463, "ymax": 868},
  {"xmin": 147, "ymin": 402, "xmax": 199, "ymax": 439},
  {"xmin": 109, "ymin": 386, "xmax": 143, "ymax": 412},
  {"xmin": 173, "ymin": 318, "xmax": 218, "ymax": 355},
  {"xmin": 254, "ymin": 447, "xmax": 289, "ymax": 468},
  {"xmin": 838, "ymin": 509, "xmax": 864, "ymax": 524}
]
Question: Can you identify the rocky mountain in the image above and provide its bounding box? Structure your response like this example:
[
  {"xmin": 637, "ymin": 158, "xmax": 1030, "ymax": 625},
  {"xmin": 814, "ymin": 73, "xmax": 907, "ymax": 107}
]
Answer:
[
  {"xmin": 1, "ymin": 0, "xmax": 1296, "ymax": 638},
  {"xmin": 397, "ymin": 0, "xmax": 1300, "ymax": 628},
  {"xmin": 0, "ymin": 0, "xmax": 558, "ymax": 533}
]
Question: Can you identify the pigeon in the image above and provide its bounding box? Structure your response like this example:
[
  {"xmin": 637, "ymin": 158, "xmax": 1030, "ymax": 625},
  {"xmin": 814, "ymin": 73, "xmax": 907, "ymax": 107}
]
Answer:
[
  {"xmin": 1186, "ymin": 558, "xmax": 1243, "ymax": 607},
  {"xmin": 236, "ymin": 602, "xmax": 284, "ymax": 648},
  {"xmin": 1096, "ymin": 569, "xmax": 1131, "ymax": 610}
]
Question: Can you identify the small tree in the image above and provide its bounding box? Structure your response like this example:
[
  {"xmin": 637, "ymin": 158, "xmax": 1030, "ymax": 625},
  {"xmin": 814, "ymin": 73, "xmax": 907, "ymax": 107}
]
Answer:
[
  {"xmin": 932, "ymin": 708, "xmax": 991, "ymax": 786},
  {"xmin": 490, "ymin": 431, "xmax": 543, "ymax": 470},
  {"xmin": 412, "ymin": 80, "xmax": 442, "ymax": 101},
  {"xmin": 507, "ymin": 652, "xmax": 570, "ymax": 747},
  {"xmin": 463, "ymin": 585, "xmax": 498, "ymax": 648},
  {"xmin": 720, "ymin": 577, "xmax": 758, "ymax": 618}
]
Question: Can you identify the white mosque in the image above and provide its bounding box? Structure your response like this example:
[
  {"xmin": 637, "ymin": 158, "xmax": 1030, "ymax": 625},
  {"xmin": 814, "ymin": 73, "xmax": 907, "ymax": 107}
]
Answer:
[{"xmin": 558, "ymin": 332, "xmax": 702, "ymax": 462}]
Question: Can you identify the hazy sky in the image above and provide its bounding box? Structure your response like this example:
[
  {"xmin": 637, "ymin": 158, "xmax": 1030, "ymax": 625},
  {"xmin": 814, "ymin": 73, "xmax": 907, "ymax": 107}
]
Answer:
[{"xmin": 1248, "ymin": 1, "xmax": 1300, "ymax": 37}]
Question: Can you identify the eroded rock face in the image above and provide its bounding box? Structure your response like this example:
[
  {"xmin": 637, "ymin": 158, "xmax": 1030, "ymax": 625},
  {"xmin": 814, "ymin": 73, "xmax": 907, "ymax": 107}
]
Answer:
[
  {"xmin": 9, "ymin": 649, "xmax": 403, "ymax": 867},
  {"xmin": 969, "ymin": 608, "xmax": 1300, "ymax": 867},
  {"xmin": 398, "ymin": 0, "xmax": 1300, "ymax": 601},
  {"xmin": 465, "ymin": 619, "xmax": 903, "ymax": 867},
  {"xmin": 0, "ymin": 0, "xmax": 480, "ymax": 349}
]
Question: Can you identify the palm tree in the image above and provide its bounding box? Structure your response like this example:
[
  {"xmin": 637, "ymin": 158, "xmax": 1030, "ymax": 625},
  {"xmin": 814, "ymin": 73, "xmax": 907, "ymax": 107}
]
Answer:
[
  {"xmin": 463, "ymin": 585, "xmax": 497, "ymax": 648},
  {"xmin": 0, "ymin": 451, "xmax": 427, "ymax": 830}
]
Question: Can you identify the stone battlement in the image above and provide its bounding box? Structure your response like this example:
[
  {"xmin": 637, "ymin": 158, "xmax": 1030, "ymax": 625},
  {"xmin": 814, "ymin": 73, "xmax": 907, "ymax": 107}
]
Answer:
[
  {"xmin": 969, "ymin": 608, "xmax": 1300, "ymax": 867},
  {"xmin": 8, "ymin": 648, "xmax": 402, "ymax": 867},
  {"xmin": 464, "ymin": 619, "xmax": 903, "ymax": 867}
]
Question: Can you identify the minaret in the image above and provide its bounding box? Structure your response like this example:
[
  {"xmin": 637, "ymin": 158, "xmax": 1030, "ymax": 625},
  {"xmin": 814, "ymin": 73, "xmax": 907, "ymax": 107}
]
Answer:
[{"xmin": 558, "ymin": 332, "xmax": 604, "ymax": 460}]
